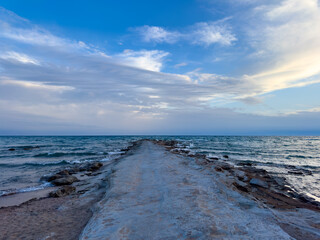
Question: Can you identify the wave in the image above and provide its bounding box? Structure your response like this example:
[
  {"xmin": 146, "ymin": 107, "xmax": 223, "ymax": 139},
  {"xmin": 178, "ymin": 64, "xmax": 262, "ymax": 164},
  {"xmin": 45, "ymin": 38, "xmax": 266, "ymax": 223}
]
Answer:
[
  {"xmin": 33, "ymin": 152, "xmax": 99, "ymax": 158},
  {"xmin": 0, "ymin": 182, "xmax": 52, "ymax": 197},
  {"xmin": 0, "ymin": 160, "xmax": 71, "ymax": 168},
  {"xmin": 286, "ymin": 155, "xmax": 311, "ymax": 159},
  {"xmin": 0, "ymin": 154, "xmax": 119, "ymax": 168}
]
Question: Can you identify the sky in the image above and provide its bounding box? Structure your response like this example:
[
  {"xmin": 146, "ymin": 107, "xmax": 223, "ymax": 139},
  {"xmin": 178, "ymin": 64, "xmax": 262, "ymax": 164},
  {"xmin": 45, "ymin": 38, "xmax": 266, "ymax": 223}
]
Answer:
[{"xmin": 0, "ymin": 0, "xmax": 319, "ymax": 135}]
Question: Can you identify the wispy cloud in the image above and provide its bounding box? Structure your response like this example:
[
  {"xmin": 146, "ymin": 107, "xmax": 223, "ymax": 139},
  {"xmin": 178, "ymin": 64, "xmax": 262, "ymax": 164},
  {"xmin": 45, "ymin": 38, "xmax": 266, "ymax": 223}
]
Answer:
[
  {"xmin": 1, "ymin": 78, "xmax": 74, "ymax": 92},
  {"xmin": 189, "ymin": 22, "xmax": 236, "ymax": 46},
  {"xmin": 0, "ymin": 51, "xmax": 40, "ymax": 65},
  {"xmin": 133, "ymin": 20, "xmax": 237, "ymax": 46},
  {"xmin": 133, "ymin": 26, "xmax": 180, "ymax": 44},
  {"xmin": 242, "ymin": 0, "xmax": 320, "ymax": 94}
]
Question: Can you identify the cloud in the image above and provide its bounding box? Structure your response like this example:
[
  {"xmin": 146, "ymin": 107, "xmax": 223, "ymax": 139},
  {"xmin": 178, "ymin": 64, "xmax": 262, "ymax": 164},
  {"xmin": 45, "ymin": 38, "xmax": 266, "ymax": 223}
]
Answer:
[
  {"xmin": 237, "ymin": 96, "xmax": 263, "ymax": 105},
  {"xmin": 133, "ymin": 26, "xmax": 180, "ymax": 43},
  {"xmin": 174, "ymin": 62, "xmax": 188, "ymax": 68},
  {"xmin": 114, "ymin": 49, "xmax": 169, "ymax": 72},
  {"xmin": 133, "ymin": 21, "xmax": 237, "ymax": 46},
  {"xmin": 190, "ymin": 22, "xmax": 237, "ymax": 46},
  {"xmin": 242, "ymin": 0, "xmax": 320, "ymax": 93},
  {"xmin": 1, "ymin": 79, "xmax": 74, "ymax": 92},
  {"xmin": 0, "ymin": 4, "xmax": 320, "ymax": 134},
  {"xmin": 0, "ymin": 51, "xmax": 40, "ymax": 65}
]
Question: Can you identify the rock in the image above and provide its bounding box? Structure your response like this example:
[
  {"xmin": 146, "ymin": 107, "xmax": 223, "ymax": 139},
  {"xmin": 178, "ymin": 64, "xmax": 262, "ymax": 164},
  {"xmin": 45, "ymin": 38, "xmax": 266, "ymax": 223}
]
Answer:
[
  {"xmin": 79, "ymin": 162, "xmax": 103, "ymax": 172},
  {"xmin": 249, "ymin": 178, "xmax": 269, "ymax": 188},
  {"xmin": 238, "ymin": 162, "xmax": 252, "ymax": 167},
  {"xmin": 49, "ymin": 186, "xmax": 76, "ymax": 197},
  {"xmin": 56, "ymin": 170, "xmax": 70, "ymax": 176},
  {"xmin": 220, "ymin": 164, "xmax": 231, "ymax": 171},
  {"xmin": 233, "ymin": 182, "xmax": 249, "ymax": 193},
  {"xmin": 8, "ymin": 148, "xmax": 15, "ymax": 151},
  {"xmin": 166, "ymin": 140, "xmax": 177, "ymax": 147},
  {"xmin": 214, "ymin": 167, "xmax": 223, "ymax": 172},
  {"xmin": 68, "ymin": 167, "xmax": 80, "ymax": 174},
  {"xmin": 206, "ymin": 157, "xmax": 218, "ymax": 163},
  {"xmin": 180, "ymin": 150, "xmax": 190, "ymax": 154},
  {"xmin": 235, "ymin": 170, "xmax": 249, "ymax": 182},
  {"xmin": 40, "ymin": 170, "xmax": 70, "ymax": 182},
  {"xmin": 40, "ymin": 174, "xmax": 62, "ymax": 182},
  {"xmin": 303, "ymin": 169, "xmax": 313, "ymax": 175},
  {"xmin": 51, "ymin": 176, "xmax": 79, "ymax": 186},
  {"xmin": 223, "ymin": 155, "xmax": 229, "ymax": 159},
  {"xmin": 88, "ymin": 162, "xmax": 103, "ymax": 171},
  {"xmin": 194, "ymin": 153, "xmax": 206, "ymax": 159}
]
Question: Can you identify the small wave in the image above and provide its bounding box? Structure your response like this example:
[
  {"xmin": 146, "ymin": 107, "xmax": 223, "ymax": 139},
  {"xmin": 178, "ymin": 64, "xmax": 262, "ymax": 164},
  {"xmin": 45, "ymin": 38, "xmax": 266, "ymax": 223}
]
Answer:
[
  {"xmin": 286, "ymin": 155, "xmax": 309, "ymax": 159},
  {"xmin": 107, "ymin": 151, "xmax": 124, "ymax": 155},
  {"xmin": 6, "ymin": 145, "xmax": 41, "ymax": 151},
  {"xmin": 0, "ymin": 182, "xmax": 52, "ymax": 197},
  {"xmin": 0, "ymin": 160, "xmax": 71, "ymax": 168},
  {"xmin": 33, "ymin": 152, "xmax": 98, "ymax": 158}
]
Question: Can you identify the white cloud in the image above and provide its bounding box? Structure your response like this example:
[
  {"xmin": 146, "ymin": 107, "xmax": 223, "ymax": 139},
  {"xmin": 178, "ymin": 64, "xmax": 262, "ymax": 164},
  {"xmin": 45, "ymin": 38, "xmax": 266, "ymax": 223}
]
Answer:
[
  {"xmin": 244, "ymin": 0, "xmax": 320, "ymax": 94},
  {"xmin": 114, "ymin": 49, "xmax": 169, "ymax": 72},
  {"xmin": 134, "ymin": 26, "xmax": 180, "ymax": 43},
  {"xmin": 0, "ymin": 51, "xmax": 40, "ymax": 65},
  {"xmin": 174, "ymin": 62, "xmax": 188, "ymax": 68},
  {"xmin": 190, "ymin": 22, "xmax": 237, "ymax": 46},
  {"xmin": 1, "ymin": 79, "xmax": 74, "ymax": 92},
  {"xmin": 133, "ymin": 21, "xmax": 236, "ymax": 46}
]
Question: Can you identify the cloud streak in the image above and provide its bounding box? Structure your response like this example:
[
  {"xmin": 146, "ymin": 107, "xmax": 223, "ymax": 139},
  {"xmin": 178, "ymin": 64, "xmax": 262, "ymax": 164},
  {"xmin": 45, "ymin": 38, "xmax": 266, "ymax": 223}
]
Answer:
[{"xmin": 133, "ymin": 20, "xmax": 237, "ymax": 46}]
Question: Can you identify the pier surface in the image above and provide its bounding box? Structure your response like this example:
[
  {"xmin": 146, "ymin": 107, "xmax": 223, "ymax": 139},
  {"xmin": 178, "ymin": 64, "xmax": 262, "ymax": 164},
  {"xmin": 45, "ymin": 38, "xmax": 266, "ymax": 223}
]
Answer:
[{"xmin": 81, "ymin": 141, "xmax": 295, "ymax": 240}]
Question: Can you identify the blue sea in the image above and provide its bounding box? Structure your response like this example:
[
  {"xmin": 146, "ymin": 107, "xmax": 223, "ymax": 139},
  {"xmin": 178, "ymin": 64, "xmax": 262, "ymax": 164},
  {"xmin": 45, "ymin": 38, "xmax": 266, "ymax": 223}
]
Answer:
[{"xmin": 0, "ymin": 136, "xmax": 319, "ymax": 202}]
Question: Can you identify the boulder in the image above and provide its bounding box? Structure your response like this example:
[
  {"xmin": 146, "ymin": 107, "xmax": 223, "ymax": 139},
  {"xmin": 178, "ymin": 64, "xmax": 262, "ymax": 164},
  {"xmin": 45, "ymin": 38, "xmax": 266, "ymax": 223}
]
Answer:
[
  {"xmin": 220, "ymin": 163, "xmax": 231, "ymax": 171},
  {"xmin": 40, "ymin": 174, "xmax": 62, "ymax": 182},
  {"xmin": 40, "ymin": 169, "xmax": 71, "ymax": 182},
  {"xmin": 238, "ymin": 162, "xmax": 252, "ymax": 167},
  {"xmin": 79, "ymin": 162, "xmax": 103, "ymax": 172},
  {"xmin": 233, "ymin": 182, "xmax": 249, "ymax": 193},
  {"xmin": 206, "ymin": 157, "xmax": 218, "ymax": 163},
  {"xmin": 214, "ymin": 167, "xmax": 223, "ymax": 172},
  {"xmin": 68, "ymin": 167, "xmax": 80, "ymax": 174},
  {"xmin": 235, "ymin": 170, "xmax": 248, "ymax": 182},
  {"xmin": 56, "ymin": 170, "xmax": 70, "ymax": 176},
  {"xmin": 89, "ymin": 162, "xmax": 103, "ymax": 171},
  {"xmin": 8, "ymin": 148, "xmax": 15, "ymax": 151},
  {"xmin": 49, "ymin": 186, "xmax": 76, "ymax": 197},
  {"xmin": 51, "ymin": 176, "xmax": 79, "ymax": 186},
  {"xmin": 223, "ymin": 155, "xmax": 229, "ymax": 159},
  {"xmin": 249, "ymin": 178, "xmax": 269, "ymax": 188}
]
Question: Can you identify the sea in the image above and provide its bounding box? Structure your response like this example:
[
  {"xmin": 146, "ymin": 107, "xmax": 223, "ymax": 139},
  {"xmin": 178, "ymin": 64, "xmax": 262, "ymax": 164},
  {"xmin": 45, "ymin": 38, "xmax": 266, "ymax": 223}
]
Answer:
[{"xmin": 0, "ymin": 136, "xmax": 319, "ymax": 202}]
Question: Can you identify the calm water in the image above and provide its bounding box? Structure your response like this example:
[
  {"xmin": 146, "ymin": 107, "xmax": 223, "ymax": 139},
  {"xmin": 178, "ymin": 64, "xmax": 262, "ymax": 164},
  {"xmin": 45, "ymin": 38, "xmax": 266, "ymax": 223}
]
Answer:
[{"xmin": 0, "ymin": 136, "xmax": 319, "ymax": 202}]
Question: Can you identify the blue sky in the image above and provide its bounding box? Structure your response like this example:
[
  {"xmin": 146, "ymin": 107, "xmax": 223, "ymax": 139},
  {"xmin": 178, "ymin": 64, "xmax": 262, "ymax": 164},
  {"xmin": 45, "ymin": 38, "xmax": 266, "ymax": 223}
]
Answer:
[{"xmin": 0, "ymin": 0, "xmax": 320, "ymax": 135}]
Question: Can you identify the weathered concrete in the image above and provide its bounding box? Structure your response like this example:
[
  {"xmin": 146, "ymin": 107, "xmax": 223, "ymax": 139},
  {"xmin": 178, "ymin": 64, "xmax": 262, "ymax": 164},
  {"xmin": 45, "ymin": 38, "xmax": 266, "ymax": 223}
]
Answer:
[{"xmin": 81, "ymin": 141, "xmax": 294, "ymax": 239}]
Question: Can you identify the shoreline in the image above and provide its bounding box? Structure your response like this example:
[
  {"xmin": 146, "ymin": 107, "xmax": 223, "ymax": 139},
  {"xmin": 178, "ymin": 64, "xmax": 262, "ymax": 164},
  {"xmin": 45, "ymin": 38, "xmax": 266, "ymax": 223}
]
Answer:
[
  {"xmin": 0, "ymin": 141, "xmax": 140, "ymax": 240},
  {"xmin": 0, "ymin": 140, "xmax": 319, "ymax": 239}
]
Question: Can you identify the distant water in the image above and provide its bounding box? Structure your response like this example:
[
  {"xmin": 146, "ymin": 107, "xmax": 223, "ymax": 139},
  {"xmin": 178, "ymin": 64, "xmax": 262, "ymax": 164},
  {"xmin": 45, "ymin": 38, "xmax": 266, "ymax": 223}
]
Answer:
[{"xmin": 0, "ymin": 136, "xmax": 319, "ymax": 202}]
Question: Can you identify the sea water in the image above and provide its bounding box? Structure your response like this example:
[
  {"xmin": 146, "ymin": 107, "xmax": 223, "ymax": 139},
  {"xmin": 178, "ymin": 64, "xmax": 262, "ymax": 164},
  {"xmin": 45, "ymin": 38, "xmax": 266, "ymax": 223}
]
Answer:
[{"xmin": 0, "ymin": 136, "xmax": 319, "ymax": 202}]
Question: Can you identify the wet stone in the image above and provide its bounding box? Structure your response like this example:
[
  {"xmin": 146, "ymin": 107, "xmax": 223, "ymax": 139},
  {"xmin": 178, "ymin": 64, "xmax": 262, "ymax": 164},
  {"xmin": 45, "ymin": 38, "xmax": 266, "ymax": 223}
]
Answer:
[
  {"xmin": 249, "ymin": 178, "xmax": 269, "ymax": 188},
  {"xmin": 51, "ymin": 176, "xmax": 79, "ymax": 186},
  {"xmin": 49, "ymin": 186, "xmax": 76, "ymax": 197}
]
